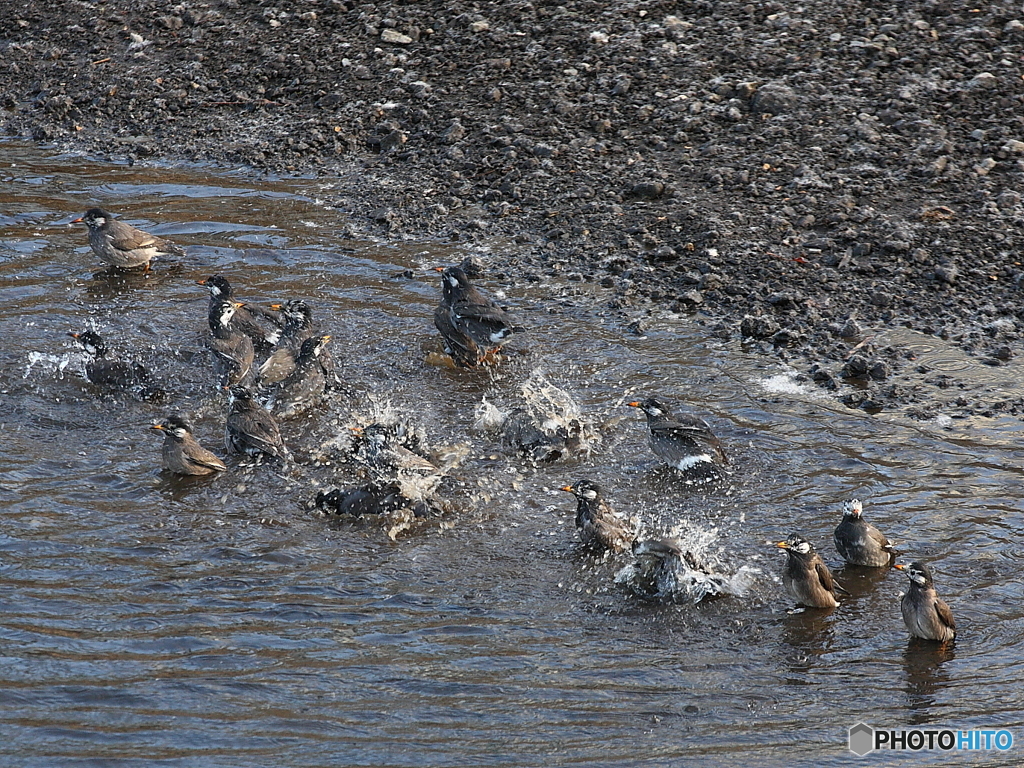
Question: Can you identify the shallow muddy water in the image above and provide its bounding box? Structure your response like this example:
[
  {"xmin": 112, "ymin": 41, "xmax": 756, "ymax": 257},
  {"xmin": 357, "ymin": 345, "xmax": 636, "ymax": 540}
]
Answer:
[{"xmin": 1, "ymin": 141, "xmax": 1023, "ymax": 767}]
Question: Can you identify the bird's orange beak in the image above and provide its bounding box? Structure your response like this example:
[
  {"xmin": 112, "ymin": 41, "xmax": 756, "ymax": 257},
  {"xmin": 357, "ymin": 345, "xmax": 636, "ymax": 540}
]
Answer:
[
  {"xmin": 894, "ymin": 564, "xmax": 906, "ymax": 571},
  {"xmin": 776, "ymin": 541, "xmax": 790, "ymax": 549},
  {"xmin": 560, "ymin": 485, "xmax": 574, "ymax": 493},
  {"xmin": 196, "ymin": 278, "xmax": 208, "ymax": 285},
  {"xmin": 149, "ymin": 423, "xmax": 165, "ymax": 432},
  {"xmin": 71, "ymin": 216, "xmax": 85, "ymax": 224},
  {"xmin": 269, "ymin": 303, "xmax": 283, "ymax": 311},
  {"xmin": 627, "ymin": 401, "xmax": 641, "ymax": 408}
]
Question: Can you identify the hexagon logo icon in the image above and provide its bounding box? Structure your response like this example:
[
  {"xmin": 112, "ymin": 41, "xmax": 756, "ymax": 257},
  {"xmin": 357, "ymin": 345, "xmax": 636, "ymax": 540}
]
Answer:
[{"xmin": 849, "ymin": 723, "xmax": 874, "ymax": 756}]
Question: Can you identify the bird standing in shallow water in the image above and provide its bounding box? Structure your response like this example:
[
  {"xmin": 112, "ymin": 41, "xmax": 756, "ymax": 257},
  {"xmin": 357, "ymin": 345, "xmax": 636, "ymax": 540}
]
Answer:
[
  {"xmin": 259, "ymin": 299, "xmax": 315, "ymax": 383},
  {"xmin": 895, "ymin": 562, "xmax": 956, "ymax": 642},
  {"xmin": 776, "ymin": 534, "xmax": 844, "ymax": 609},
  {"xmin": 224, "ymin": 385, "xmax": 289, "ymax": 461},
  {"xmin": 433, "ymin": 265, "xmax": 521, "ymax": 367},
  {"xmin": 269, "ymin": 334, "xmax": 332, "ymax": 420},
  {"xmin": 206, "ymin": 299, "xmax": 255, "ymax": 387},
  {"xmin": 150, "ymin": 415, "xmax": 227, "ymax": 475},
  {"xmin": 72, "ymin": 207, "xmax": 184, "ymax": 270},
  {"xmin": 833, "ymin": 498, "xmax": 896, "ymax": 567},
  {"xmin": 627, "ymin": 397, "xmax": 727, "ymax": 480},
  {"xmin": 198, "ymin": 275, "xmax": 280, "ymax": 354},
  {"xmin": 560, "ymin": 480, "xmax": 636, "ymax": 554}
]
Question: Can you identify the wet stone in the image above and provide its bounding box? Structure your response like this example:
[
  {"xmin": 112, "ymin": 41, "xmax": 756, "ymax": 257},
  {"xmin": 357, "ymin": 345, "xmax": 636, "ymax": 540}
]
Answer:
[
  {"xmin": 842, "ymin": 354, "xmax": 871, "ymax": 378},
  {"xmin": 740, "ymin": 314, "xmax": 780, "ymax": 339}
]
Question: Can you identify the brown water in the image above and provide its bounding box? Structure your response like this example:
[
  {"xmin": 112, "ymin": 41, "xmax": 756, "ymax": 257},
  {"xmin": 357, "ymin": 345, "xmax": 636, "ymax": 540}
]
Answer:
[{"xmin": 2, "ymin": 140, "xmax": 1023, "ymax": 767}]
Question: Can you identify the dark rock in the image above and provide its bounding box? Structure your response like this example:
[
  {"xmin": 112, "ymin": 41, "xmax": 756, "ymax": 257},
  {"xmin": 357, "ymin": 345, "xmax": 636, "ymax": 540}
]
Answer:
[
  {"xmin": 842, "ymin": 354, "xmax": 871, "ymax": 378},
  {"xmin": 740, "ymin": 315, "xmax": 780, "ymax": 339}
]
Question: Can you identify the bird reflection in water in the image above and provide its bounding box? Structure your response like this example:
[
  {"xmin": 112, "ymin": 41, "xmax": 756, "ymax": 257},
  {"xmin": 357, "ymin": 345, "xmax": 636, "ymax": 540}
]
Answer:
[{"xmin": 902, "ymin": 640, "xmax": 955, "ymax": 722}]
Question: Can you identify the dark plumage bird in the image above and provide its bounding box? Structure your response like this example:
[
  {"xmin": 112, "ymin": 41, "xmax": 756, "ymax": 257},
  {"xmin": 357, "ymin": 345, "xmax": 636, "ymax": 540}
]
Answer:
[
  {"xmin": 269, "ymin": 334, "xmax": 332, "ymax": 420},
  {"xmin": 206, "ymin": 299, "xmax": 255, "ymax": 387},
  {"xmin": 72, "ymin": 207, "xmax": 184, "ymax": 270},
  {"xmin": 834, "ymin": 499, "xmax": 896, "ymax": 567},
  {"xmin": 315, "ymin": 483, "xmax": 433, "ymax": 518},
  {"xmin": 627, "ymin": 397, "xmax": 728, "ymax": 479},
  {"xmin": 68, "ymin": 330, "xmax": 148, "ymax": 387},
  {"xmin": 224, "ymin": 385, "xmax": 289, "ymax": 461},
  {"xmin": 895, "ymin": 562, "xmax": 956, "ymax": 642},
  {"xmin": 433, "ymin": 265, "xmax": 522, "ymax": 367},
  {"xmin": 259, "ymin": 299, "xmax": 315, "ymax": 383},
  {"xmin": 776, "ymin": 534, "xmax": 844, "ymax": 609},
  {"xmin": 501, "ymin": 408, "xmax": 581, "ymax": 463},
  {"xmin": 198, "ymin": 275, "xmax": 280, "ymax": 354},
  {"xmin": 629, "ymin": 538, "xmax": 735, "ymax": 603},
  {"xmin": 355, "ymin": 422, "xmax": 438, "ymax": 476},
  {"xmin": 560, "ymin": 480, "xmax": 636, "ymax": 554},
  {"xmin": 150, "ymin": 415, "xmax": 227, "ymax": 475},
  {"xmin": 68, "ymin": 331, "xmax": 165, "ymax": 400}
]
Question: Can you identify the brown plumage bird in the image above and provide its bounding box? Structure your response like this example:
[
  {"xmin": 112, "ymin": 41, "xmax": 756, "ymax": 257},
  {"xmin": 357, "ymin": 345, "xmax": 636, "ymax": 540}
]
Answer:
[
  {"xmin": 72, "ymin": 207, "xmax": 184, "ymax": 270},
  {"xmin": 627, "ymin": 397, "xmax": 728, "ymax": 481},
  {"xmin": 150, "ymin": 415, "xmax": 227, "ymax": 475},
  {"xmin": 776, "ymin": 534, "xmax": 844, "ymax": 609},
  {"xmin": 433, "ymin": 265, "xmax": 522, "ymax": 367},
  {"xmin": 561, "ymin": 480, "xmax": 636, "ymax": 554},
  {"xmin": 895, "ymin": 562, "xmax": 956, "ymax": 642}
]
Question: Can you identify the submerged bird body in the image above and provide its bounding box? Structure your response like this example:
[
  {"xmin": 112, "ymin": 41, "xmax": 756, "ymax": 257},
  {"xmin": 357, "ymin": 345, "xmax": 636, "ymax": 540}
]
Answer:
[
  {"xmin": 72, "ymin": 207, "xmax": 183, "ymax": 270},
  {"xmin": 225, "ymin": 385, "xmax": 289, "ymax": 461},
  {"xmin": 628, "ymin": 398, "xmax": 727, "ymax": 478},
  {"xmin": 434, "ymin": 266, "xmax": 521, "ymax": 367},
  {"xmin": 776, "ymin": 534, "xmax": 842, "ymax": 609},
  {"xmin": 259, "ymin": 299, "xmax": 315, "ymax": 383},
  {"xmin": 69, "ymin": 331, "xmax": 148, "ymax": 388},
  {"xmin": 315, "ymin": 483, "xmax": 433, "ymax": 518},
  {"xmin": 896, "ymin": 562, "xmax": 956, "ymax": 642},
  {"xmin": 269, "ymin": 334, "xmax": 331, "ymax": 420},
  {"xmin": 834, "ymin": 499, "xmax": 896, "ymax": 567},
  {"xmin": 206, "ymin": 299, "xmax": 255, "ymax": 387},
  {"xmin": 502, "ymin": 408, "xmax": 580, "ymax": 463},
  {"xmin": 561, "ymin": 480, "xmax": 636, "ymax": 553},
  {"xmin": 150, "ymin": 415, "xmax": 226, "ymax": 475},
  {"xmin": 357, "ymin": 423, "xmax": 438, "ymax": 477},
  {"xmin": 199, "ymin": 275, "xmax": 280, "ymax": 354},
  {"xmin": 629, "ymin": 538, "xmax": 735, "ymax": 603}
]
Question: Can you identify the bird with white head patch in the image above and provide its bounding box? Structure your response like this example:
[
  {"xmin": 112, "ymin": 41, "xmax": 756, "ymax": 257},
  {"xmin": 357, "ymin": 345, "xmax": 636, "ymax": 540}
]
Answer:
[{"xmin": 833, "ymin": 498, "xmax": 897, "ymax": 567}]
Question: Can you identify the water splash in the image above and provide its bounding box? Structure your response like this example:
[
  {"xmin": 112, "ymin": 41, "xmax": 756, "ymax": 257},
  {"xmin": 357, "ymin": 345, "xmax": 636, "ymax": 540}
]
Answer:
[{"xmin": 24, "ymin": 351, "xmax": 76, "ymax": 380}]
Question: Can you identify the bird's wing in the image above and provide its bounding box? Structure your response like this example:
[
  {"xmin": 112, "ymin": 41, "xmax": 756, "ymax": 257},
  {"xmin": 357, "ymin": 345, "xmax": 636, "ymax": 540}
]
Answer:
[
  {"xmin": 935, "ymin": 598, "xmax": 956, "ymax": 631},
  {"xmin": 107, "ymin": 224, "xmax": 160, "ymax": 252},
  {"xmin": 184, "ymin": 449, "xmax": 227, "ymax": 473},
  {"xmin": 237, "ymin": 414, "xmax": 285, "ymax": 456},
  {"xmin": 815, "ymin": 560, "xmax": 841, "ymax": 595}
]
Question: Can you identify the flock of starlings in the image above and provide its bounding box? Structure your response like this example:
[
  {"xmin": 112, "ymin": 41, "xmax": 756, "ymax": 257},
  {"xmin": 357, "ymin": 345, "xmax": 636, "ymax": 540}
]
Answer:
[{"xmin": 65, "ymin": 207, "xmax": 956, "ymax": 645}]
